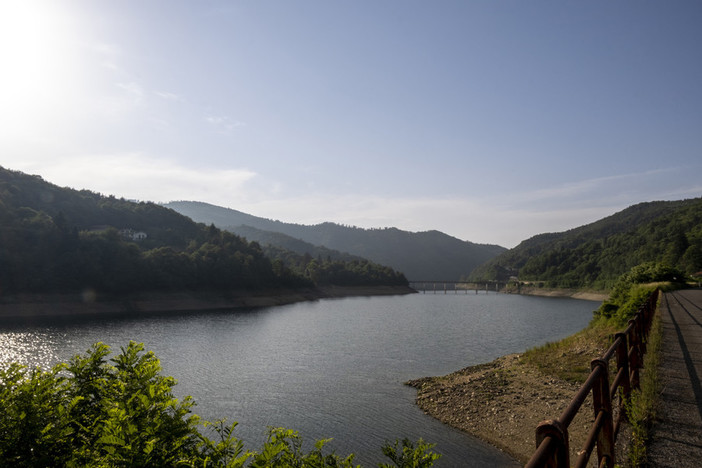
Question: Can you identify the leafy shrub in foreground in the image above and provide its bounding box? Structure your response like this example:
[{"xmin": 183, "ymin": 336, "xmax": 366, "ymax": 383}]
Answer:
[{"xmin": 0, "ymin": 342, "xmax": 440, "ymax": 467}]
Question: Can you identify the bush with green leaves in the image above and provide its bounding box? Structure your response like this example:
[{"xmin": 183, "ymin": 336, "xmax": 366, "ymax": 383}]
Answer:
[
  {"xmin": 0, "ymin": 342, "xmax": 440, "ymax": 467},
  {"xmin": 593, "ymin": 261, "xmax": 684, "ymax": 326},
  {"xmin": 378, "ymin": 439, "xmax": 441, "ymax": 468}
]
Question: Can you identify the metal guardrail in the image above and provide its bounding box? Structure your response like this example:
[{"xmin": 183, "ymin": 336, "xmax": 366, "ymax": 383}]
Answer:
[{"xmin": 525, "ymin": 289, "xmax": 659, "ymax": 468}]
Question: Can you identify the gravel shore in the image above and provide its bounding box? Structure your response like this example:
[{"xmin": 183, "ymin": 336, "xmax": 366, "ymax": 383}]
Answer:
[{"xmin": 407, "ymin": 352, "xmax": 634, "ymax": 465}]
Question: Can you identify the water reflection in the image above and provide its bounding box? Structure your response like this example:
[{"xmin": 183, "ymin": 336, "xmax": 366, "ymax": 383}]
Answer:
[{"xmin": 0, "ymin": 331, "xmax": 63, "ymax": 369}]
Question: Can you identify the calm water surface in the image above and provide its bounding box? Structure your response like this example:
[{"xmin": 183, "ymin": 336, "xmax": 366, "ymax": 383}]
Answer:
[{"xmin": 0, "ymin": 293, "xmax": 598, "ymax": 467}]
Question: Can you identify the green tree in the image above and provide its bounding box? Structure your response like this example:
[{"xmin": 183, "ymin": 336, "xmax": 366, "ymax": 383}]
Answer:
[
  {"xmin": 379, "ymin": 439, "xmax": 441, "ymax": 468},
  {"xmin": 0, "ymin": 343, "xmax": 441, "ymax": 468}
]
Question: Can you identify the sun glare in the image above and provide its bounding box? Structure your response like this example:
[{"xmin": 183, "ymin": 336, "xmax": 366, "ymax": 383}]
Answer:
[{"xmin": 0, "ymin": 1, "xmax": 77, "ymax": 132}]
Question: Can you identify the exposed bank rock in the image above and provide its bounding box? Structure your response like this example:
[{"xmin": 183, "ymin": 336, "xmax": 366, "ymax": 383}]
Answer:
[{"xmin": 407, "ymin": 354, "xmax": 598, "ymax": 464}]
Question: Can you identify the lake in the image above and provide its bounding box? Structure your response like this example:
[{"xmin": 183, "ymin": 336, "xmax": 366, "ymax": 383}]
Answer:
[{"xmin": 0, "ymin": 292, "xmax": 598, "ymax": 467}]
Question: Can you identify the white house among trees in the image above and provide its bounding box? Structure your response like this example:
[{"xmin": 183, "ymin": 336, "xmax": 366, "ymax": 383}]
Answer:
[{"xmin": 119, "ymin": 228, "xmax": 147, "ymax": 241}]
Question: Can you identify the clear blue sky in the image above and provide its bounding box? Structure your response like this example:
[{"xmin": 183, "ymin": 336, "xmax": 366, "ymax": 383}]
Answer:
[{"xmin": 2, "ymin": 1, "xmax": 701, "ymax": 247}]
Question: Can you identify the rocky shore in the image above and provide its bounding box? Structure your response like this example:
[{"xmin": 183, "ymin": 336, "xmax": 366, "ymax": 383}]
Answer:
[
  {"xmin": 508, "ymin": 286, "xmax": 609, "ymax": 302},
  {"xmin": 403, "ymin": 288, "xmax": 637, "ymax": 464},
  {"xmin": 0, "ymin": 285, "xmax": 416, "ymax": 319},
  {"xmin": 407, "ymin": 354, "xmax": 598, "ymax": 464}
]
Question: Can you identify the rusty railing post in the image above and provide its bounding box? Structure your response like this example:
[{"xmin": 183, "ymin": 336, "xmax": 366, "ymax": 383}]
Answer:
[
  {"xmin": 614, "ymin": 332, "xmax": 631, "ymax": 399},
  {"xmin": 637, "ymin": 311, "xmax": 648, "ymax": 356},
  {"xmin": 591, "ymin": 359, "xmax": 615, "ymax": 467},
  {"xmin": 535, "ymin": 420, "xmax": 570, "ymax": 468},
  {"xmin": 627, "ymin": 319, "xmax": 642, "ymax": 389},
  {"xmin": 614, "ymin": 331, "xmax": 631, "ymax": 431}
]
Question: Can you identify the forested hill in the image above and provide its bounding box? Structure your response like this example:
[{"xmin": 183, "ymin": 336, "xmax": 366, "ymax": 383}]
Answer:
[
  {"xmin": 164, "ymin": 201, "xmax": 507, "ymax": 280},
  {"xmin": 224, "ymin": 224, "xmax": 366, "ymax": 264},
  {"xmin": 0, "ymin": 167, "xmax": 408, "ymax": 296},
  {"xmin": 469, "ymin": 198, "xmax": 702, "ymax": 289}
]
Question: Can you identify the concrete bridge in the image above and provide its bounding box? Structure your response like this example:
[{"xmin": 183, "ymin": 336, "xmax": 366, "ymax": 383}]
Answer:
[{"xmin": 408, "ymin": 280, "xmax": 508, "ymax": 294}]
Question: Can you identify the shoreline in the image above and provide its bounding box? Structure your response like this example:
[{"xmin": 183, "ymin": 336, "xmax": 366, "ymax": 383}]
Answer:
[
  {"xmin": 407, "ymin": 288, "xmax": 613, "ymax": 464},
  {"xmin": 507, "ymin": 286, "xmax": 608, "ymax": 302},
  {"xmin": 407, "ymin": 353, "xmax": 599, "ymax": 464},
  {"xmin": 0, "ymin": 285, "xmax": 416, "ymax": 319}
]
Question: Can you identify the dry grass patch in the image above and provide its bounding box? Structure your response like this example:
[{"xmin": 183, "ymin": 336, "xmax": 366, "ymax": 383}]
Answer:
[{"xmin": 521, "ymin": 321, "xmax": 618, "ymax": 384}]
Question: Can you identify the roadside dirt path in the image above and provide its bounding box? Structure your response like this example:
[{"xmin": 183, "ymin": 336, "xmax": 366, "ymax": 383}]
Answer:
[{"xmin": 647, "ymin": 289, "xmax": 702, "ymax": 467}]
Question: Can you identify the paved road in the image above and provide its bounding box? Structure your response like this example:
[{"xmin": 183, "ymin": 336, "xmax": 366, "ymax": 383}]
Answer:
[{"xmin": 647, "ymin": 289, "xmax": 702, "ymax": 467}]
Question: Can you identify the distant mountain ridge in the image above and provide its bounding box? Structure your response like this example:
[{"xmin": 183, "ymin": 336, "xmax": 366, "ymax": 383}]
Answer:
[
  {"xmin": 229, "ymin": 224, "xmax": 367, "ymax": 264},
  {"xmin": 164, "ymin": 201, "xmax": 507, "ymax": 281},
  {"xmin": 469, "ymin": 198, "xmax": 702, "ymax": 288}
]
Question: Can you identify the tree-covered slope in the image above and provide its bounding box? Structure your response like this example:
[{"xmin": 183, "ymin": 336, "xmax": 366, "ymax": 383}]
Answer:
[
  {"xmin": 0, "ymin": 167, "xmax": 306, "ymax": 295},
  {"xmin": 228, "ymin": 225, "xmax": 409, "ymax": 286},
  {"xmin": 469, "ymin": 198, "xmax": 702, "ymax": 288},
  {"xmin": 0, "ymin": 167, "xmax": 407, "ymax": 296},
  {"xmin": 228, "ymin": 224, "xmax": 366, "ymax": 264},
  {"xmin": 164, "ymin": 201, "xmax": 506, "ymax": 280}
]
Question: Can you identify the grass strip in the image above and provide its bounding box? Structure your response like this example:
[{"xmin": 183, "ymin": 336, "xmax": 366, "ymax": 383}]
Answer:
[
  {"xmin": 625, "ymin": 303, "xmax": 663, "ymax": 467},
  {"xmin": 522, "ymin": 320, "xmax": 618, "ymax": 384}
]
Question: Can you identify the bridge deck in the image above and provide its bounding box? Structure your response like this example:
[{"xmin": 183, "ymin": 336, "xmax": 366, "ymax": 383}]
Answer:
[{"xmin": 648, "ymin": 289, "xmax": 702, "ymax": 467}]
